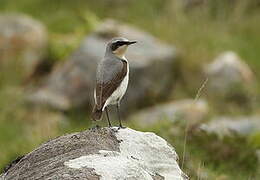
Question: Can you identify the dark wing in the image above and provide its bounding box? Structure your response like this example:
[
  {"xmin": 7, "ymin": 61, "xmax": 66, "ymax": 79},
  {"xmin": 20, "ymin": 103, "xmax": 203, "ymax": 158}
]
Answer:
[{"xmin": 95, "ymin": 59, "xmax": 127, "ymax": 110}]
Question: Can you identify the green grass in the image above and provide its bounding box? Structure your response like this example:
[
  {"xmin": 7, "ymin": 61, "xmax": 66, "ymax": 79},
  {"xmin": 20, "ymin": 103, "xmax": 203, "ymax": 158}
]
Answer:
[
  {"xmin": 1, "ymin": 0, "xmax": 260, "ymax": 178},
  {"xmin": 1, "ymin": 0, "xmax": 260, "ymax": 80}
]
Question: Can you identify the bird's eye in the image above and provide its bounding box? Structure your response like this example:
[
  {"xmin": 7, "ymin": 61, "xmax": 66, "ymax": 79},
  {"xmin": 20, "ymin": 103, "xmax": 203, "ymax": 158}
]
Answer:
[
  {"xmin": 117, "ymin": 41, "xmax": 126, "ymax": 46},
  {"xmin": 111, "ymin": 41, "xmax": 126, "ymax": 51},
  {"xmin": 111, "ymin": 43, "xmax": 118, "ymax": 51}
]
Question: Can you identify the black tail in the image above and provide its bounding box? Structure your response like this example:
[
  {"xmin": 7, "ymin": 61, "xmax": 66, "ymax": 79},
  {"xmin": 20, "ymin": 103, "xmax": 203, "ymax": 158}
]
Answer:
[{"xmin": 91, "ymin": 105, "xmax": 102, "ymax": 121}]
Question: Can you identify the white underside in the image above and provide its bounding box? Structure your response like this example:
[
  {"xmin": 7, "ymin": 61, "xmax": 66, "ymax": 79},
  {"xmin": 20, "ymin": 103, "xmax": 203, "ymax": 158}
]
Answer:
[
  {"xmin": 102, "ymin": 61, "xmax": 129, "ymax": 110},
  {"xmin": 94, "ymin": 57, "xmax": 129, "ymax": 111}
]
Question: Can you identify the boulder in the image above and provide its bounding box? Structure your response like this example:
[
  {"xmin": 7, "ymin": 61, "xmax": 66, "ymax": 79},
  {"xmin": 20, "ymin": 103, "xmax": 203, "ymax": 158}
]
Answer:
[
  {"xmin": 0, "ymin": 14, "xmax": 47, "ymax": 77},
  {"xmin": 1, "ymin": 128, "xmax": 188, "ymax": 180},
  {"xmin": 204, "ymin": 51, "xmax": 255, "ymax": 100},
  {"xmin": 28, "ymin": 19, "xmax": 178, "ymax": 111},
  {"xmin": 129, "ymin": 99, "xmax": 208, "ymax": 128},
  {"xmin": 199, "ymin": 116, "xmax": 260, "ymax": 138}
]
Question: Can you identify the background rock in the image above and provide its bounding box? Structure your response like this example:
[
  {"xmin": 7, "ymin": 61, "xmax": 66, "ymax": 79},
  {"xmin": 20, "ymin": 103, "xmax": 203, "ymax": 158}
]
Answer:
[
  {"xmin": 28, "ymin": 19, "xmax": 178, "ymax": 112},
  {"xmin": 0, "ymin": 14, "xmax": 47, "ymax": 77},
  {"xmin": 182, "ymin": 0, "xmax": 206, "ymax": 9},
  {"xmin": 204, "ymin": 51, "xmax": 255, "ymax": 100},
  {"xmin": 1, "ymin": 128, "xmax": 188, "ymax": 180},
  {"xmin": 199, "ymin": 116, "xmax": 260, "ymax": 138},
  {"xmin": 129, "ymin": 99, "xmax": 208, "ymax": 127}
]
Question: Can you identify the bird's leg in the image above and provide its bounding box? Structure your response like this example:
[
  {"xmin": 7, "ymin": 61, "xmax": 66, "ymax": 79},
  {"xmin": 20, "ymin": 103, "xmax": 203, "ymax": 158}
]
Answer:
[
  {"xmin": 89, "ymin": 118, "xmax": 101, "ymax": 131},
  {"xmin": 105, "ymin": 107, "xmax": 112, "ymax": 127},
  {"xmin": 117, "ymin": 103, "xmax": 126, "ymax": 129},
  {"xmin": 89, "ymin": 122, "xmax": 101, "ymax": 131}
]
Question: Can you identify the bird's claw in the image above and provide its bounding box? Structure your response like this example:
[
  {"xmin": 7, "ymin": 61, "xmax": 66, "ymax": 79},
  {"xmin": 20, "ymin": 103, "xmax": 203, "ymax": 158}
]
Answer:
[
  {"xmin": 118, "ymin": 125, "xmax": 126, "ymax": 130},
  {"xmin": 109, "ymin": 127, "xmax": 119, "ymax": 132},
  {"xmin": 89, "ymin": 125, "xmax": 101, "ymax": 131}
]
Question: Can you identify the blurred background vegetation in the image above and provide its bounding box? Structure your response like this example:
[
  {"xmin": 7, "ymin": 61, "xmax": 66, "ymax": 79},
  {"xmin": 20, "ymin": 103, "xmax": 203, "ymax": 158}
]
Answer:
[{"xmin": 1, "ymin": 0, "xmax": 260, "ymax": 179}]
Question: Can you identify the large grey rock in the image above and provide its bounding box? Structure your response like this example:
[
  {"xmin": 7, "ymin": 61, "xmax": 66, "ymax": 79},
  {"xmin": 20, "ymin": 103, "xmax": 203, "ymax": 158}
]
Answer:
[
  {"xmin": 199, "ymin": 116, "xmax": 260, "ymax": 138},
  {"xmin": 130, "ymin": 99, "xmax": 208, "ymax": 127},
  {"xmin": 1, "ymin": 128, "xmax": 188, "ymax": 180},
  {"xmin": 28, "ymin": 19, "xmax": 178, "ymax": 111},
  {"xmin": 204, "ymin": 51, "xmax": 255, "ymax": 99},
  {"xmin": 0, "ymin": 14, "xmax": 47, "ymax": 77}
]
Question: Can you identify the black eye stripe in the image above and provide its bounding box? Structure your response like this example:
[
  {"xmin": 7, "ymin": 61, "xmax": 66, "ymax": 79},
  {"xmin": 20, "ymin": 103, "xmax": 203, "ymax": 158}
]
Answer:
[
  {"xmin": 111, "ymin": 41, "xmax": 127, "ymax": 51},
  {"xmin": 117, "ymin": 41, "xmax": 126, "ymax": 46},
  {"xmin": 111, "ymin": 43, "xmax": 118, "ymax": 51}
]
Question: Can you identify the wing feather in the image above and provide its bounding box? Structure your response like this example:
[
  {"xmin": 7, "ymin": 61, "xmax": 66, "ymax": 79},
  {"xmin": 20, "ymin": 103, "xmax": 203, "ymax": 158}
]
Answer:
[{"xmin": 95, "ymin": 59, "xmax": 127, "ymax": 110}]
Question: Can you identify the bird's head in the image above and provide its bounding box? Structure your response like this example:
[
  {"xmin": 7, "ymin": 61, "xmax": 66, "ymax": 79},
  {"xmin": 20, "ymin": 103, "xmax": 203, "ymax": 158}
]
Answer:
[{"xmin": 106, "ymin": 37, "xmax": 137, "ymax": 59}]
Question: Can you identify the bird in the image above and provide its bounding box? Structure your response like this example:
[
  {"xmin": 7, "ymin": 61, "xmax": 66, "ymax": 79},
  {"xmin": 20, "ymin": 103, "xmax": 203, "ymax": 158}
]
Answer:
[{"xmin": 91, "ymin": 37, "xmax": 137, "ymax": 128}]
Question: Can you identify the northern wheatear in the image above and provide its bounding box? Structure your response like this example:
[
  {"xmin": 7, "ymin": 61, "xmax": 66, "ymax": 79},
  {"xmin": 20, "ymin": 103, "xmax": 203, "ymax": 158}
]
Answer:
[{"xmin": 91, "ymin": 37, "xmax": 137, "ymax": 128}]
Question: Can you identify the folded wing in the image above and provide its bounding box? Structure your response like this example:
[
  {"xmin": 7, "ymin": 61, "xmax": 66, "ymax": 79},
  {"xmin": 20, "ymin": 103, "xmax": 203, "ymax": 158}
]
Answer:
[{"xmin": 95, "ymin": 58, "xmax": 127, "ymax": 111}]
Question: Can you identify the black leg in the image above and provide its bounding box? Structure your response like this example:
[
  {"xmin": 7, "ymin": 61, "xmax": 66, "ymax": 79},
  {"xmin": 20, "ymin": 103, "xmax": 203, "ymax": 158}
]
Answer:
[
  {"xmin": 105, "ymin": 107, "xmax": 112, "ymax": 127},
  {"xmin": 89, "ymin": 123, "xmax": 101, "ymax": 131},
  {"xmin": 117, "ymin": 103, "xmax": 125, "ymax": 128}
]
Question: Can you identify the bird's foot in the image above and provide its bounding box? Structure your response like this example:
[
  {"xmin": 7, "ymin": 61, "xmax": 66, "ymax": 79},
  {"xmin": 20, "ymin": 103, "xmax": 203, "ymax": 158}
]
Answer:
[
  {"xmin": 117, "ymin": 125, "xmax": 127, "ymax": 130},
  {"xmin": 109, "ymin": 127, "xmax": 119, "ymax": 133},
  {"xmin": 89, "ymin": 125, "xmax": 101, "ymax": 131}
]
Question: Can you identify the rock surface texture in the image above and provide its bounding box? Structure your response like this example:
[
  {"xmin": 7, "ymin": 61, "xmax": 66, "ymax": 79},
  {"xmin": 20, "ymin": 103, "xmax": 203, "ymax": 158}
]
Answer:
[
  {"xmin": 1, "ymin": 128, "xmax": 188, "ymax": 180},
  {"xmin": 28, "ymin": 19, "xmax": 178, "ymax": 111},
  {"xmin": 0, "ymin": 14, "xmax": 47, "ymax": 77}
]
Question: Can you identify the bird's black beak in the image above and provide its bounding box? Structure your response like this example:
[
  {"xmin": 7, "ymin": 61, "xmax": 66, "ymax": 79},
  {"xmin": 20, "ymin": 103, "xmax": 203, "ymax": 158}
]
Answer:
[{"xmin": 126, "ymin": 41, "xmax": 137, "ymax": 45}]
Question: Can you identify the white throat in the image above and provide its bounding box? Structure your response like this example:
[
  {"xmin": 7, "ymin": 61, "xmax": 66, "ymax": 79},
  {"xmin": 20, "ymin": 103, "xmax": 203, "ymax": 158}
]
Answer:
[{"xmin": 113, "ymin": 45, "xmax": 128, "ymax": 59}]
